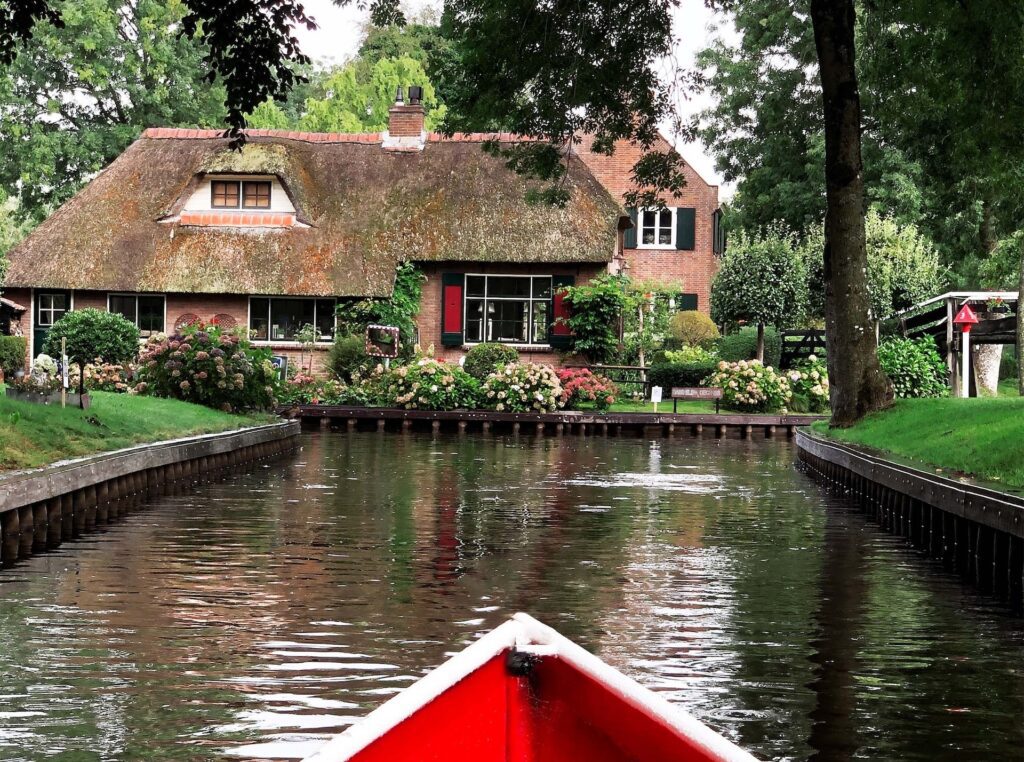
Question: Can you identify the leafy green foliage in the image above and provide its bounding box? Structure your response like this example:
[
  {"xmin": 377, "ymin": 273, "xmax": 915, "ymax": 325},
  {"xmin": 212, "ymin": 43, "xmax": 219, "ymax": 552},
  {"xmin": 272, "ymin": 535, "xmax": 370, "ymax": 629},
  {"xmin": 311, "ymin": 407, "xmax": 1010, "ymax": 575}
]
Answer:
[
  {"xmin": 327, "ymin": 334, "xmax": 372, "ymax": 383},
  {"xmin": 336, "ymin": 262, "xmax": 424, "ymax": 358},
  {"xmin": 42, "ymin": 308, "xmax": 139, "ymax": 365},
  {"xmin": 706, "ymin": 359, "xmax": 792, "ymax": 413},
  {"xmin": 620, "ymin": 282, "xmax": 685, "ymax": 366},
  {"xmin": 667, "ymin": 310, "xmax": 720, "ymax": 349},
  {"xmin": 662, "ymin": 345, "xmax": 718, "ymax": 365},
  {"xmin": 136, "ymin": 322, "xmax": 276, "ymax": 412},
  {"xmin": 560, "ymin": 275, "xmax": 628, "ymax": 364},
  {"xmin": 717, "ymin": 326, "xmax": 782, "ymax": 369},
  {"xmin": 877, "ymin": 337, "xmax": 949, "ymax": 399},
  {"xmin": 0, "ymin": 336, "xmax": 26, "ymax": 378},
  {"xmin": 0, "ymin": 193, "xmax": 34, "ymax": 287},
  {"xmin": 979, "ymin": 232, "xmax": 1024, "ymax": 289},
  {"xmin": 785, "ymin": 355, "xmax": 830, "ymax": 413},
  {"xmin": 710, "ymin": 229, "xmax": 806, "ymax": 330},
  {"xmin": 463, "ymin": 342, "xmax": 519, "ymax": 381},
  {"xmin": 0, "ymin": 0, "xmax": 228, "ymax": 217}
]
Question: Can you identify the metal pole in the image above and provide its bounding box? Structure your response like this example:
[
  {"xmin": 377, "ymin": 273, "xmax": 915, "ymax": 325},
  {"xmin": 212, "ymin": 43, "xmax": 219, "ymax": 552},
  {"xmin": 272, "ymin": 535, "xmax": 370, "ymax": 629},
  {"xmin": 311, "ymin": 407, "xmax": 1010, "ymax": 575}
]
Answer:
[{"xmin": 961, "ymin": 328, "xmax": 971, "ymax": 398}]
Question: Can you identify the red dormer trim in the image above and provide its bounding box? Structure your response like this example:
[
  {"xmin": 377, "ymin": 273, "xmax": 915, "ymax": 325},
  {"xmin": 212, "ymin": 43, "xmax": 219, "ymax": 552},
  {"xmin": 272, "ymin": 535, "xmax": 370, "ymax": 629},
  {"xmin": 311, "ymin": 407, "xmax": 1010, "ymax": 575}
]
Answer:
[{"xmin": 179, "ymin": 211, "xmax": 295, "ymax": 228}]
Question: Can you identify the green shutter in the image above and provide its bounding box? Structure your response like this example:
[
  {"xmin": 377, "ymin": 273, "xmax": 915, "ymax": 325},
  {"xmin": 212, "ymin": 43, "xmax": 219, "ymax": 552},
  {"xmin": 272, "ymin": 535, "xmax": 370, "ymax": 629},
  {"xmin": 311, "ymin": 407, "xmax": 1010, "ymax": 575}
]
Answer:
[
  {"xmin": 440, "ymin": 273, "xmax": 465, "ymax": 347},
  {"xmin": 549, "ymin": 275, "xmax": 575, "ymax": 349},
  {"xmin": 624, "ymin": 208, "xmax": 638, "ymax": 249},
  {"xmin": 678, "ymin": 293, "xmax": 698, "ymax": 311},
  {"xmin": 676, "ymin": 207, "xmax": 696, "ymax": 251}
]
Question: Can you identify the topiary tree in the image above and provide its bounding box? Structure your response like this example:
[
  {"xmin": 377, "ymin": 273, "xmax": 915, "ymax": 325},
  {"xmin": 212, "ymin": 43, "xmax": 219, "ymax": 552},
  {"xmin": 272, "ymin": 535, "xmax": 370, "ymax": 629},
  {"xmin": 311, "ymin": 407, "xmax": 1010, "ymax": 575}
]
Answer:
[
  {"xmin": 463, "ymin": 342, "xmax": 520, "ymax": 381},
  {"xmin": 667, "ymin": 310, "xmax": 720, "ymax": 348},
  {"xmin": 711, "ymin": 230, "xmax": 807, "ymax": 362},
  {"xmin": 42, "ymin": 308, "xmax": 139, "ymax": 406}
]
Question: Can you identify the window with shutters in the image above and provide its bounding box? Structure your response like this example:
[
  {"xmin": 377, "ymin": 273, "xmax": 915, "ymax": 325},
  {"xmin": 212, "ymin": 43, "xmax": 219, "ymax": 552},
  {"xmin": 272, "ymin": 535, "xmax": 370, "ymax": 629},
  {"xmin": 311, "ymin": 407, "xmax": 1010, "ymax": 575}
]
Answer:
[
  {"xmin": 638, "ymin": 207, "xmax": 675, "ymax": 248},
  {"xmin": 464, "ymin": 275, "xmax": 552, "ymax": 345}
]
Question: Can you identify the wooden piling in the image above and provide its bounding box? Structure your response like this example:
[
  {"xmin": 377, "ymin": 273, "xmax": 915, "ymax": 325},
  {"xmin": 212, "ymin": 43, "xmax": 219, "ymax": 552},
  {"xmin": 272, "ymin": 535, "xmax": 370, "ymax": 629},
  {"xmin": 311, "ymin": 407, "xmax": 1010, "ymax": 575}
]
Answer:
[{"xmin": 1, "ymin": 509, "xmax": 19, "ymax": 567}]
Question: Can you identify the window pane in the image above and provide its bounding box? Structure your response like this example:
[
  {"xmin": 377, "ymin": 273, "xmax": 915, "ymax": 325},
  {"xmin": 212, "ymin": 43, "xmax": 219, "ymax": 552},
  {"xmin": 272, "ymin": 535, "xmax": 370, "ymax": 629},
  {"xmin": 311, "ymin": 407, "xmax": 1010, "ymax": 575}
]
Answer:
[
  {"xmin": 138, "ymin": 296, "xmax": 164, "ymax": 333},
  {"xmin": 532, "ymin": 277, "xmax": 551, "ymax": 299},
  {"xmin": 466, "ymin": 276, "xmax": 486, "ymax": 297},
  {"xmin": 243, "ymin": 181, "xmax": 271, "ymax": 209},
  {"xmin": 250, "ymin": 298, "xmax": 270, "ymax": 340},
  {"xmin": 659, "ymin": 228, "xmax": 672, "ymax": 245},
  {"xmin": 465, "ymin": 299, "xmax": 484, "ymax": 342},
  {"xmin": 269, "ymin": 298, "xmax": 315, "ymax": 341},
  {"xmin": 642, "ymin": 210, "xmax": 657, "ymax": 228},
  {"xmin": 532, "ymin": 301, "xmax": 549, "ymax": 343},
  {"xmin": 315, "ymin": 299, "xmax": 336, "ymax": 340},
  {"xmin": 211, "ymin": 180, "xmax": 240, "ymax": 208},
  {"xmin": 487, "ymin": 277, "xmax": 531, "ymax": 298},
  {"xmin": 110, "ymin": 295, "xmax": 136, "ymax": 324},
  {"xmin": 659, "ymin": 208, "xmax": 672, "ymax": 227},
  {"xmin": 487, "ymin": 300, "xmax": 528, "ymax": 342}
]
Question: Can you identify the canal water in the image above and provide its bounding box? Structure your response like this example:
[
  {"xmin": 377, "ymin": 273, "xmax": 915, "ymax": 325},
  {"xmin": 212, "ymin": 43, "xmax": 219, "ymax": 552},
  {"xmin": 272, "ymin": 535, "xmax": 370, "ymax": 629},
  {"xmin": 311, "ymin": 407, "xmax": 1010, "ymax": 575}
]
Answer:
[{"xmin": 1, "ymin": 432, "xmax": 1022, "ymax": 761}]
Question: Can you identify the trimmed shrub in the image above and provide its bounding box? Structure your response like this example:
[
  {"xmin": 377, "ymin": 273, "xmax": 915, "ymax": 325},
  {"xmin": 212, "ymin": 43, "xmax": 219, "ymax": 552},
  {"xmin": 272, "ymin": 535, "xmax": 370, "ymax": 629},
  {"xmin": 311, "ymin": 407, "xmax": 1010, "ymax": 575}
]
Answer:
[
  {"xmin": 42, "ymin": 308, "xmax": 139, "ymax": 365},
  {"xmin": 137, "ymin": 323, "xmax": 277, "ymax": 412},
  {"xmin": 785, "ymin": 354, "xmax": 830, "ymax": 413},
  {"xmin": 648, "ymin": 360, "xmax": 717, "ymax": 389},
  {"xmin": 717, "ymin": 326, "xmax": 782, "ymax": 368},
  {"xmin": 706, "ymin": 359, "xmax": 792, "ymax": 413},
  {"xmin": 877, "ymin": 336, "xmax": 948, "ymax": 398},
  {"xmin": 482, "ymin": 363, "xmax": 563, "ymax": 412},
  {"xmin": 327, "ymin": 333, "xmax": 372, "ymax": 382},
  {"xmin": 463, "ymin": 342, "xmax": 520, "ymax": 381},
  {"xmin": 662, "ymin": 345, "xmax": 718, "ymax": 364},
  {"xmin": 383, "ymin": 358, "xmax": 479, "ymax": 410},
  {"xmin": 0, "ymin": 335, "xmax": 26, "ymax": 378},
  {"xmin": 667, "ymin": 311, "xmax": 720, "ymax": 348},
  {"xmin": 556, "ymin": 368, "xmax": 618, "ymax": 410}
]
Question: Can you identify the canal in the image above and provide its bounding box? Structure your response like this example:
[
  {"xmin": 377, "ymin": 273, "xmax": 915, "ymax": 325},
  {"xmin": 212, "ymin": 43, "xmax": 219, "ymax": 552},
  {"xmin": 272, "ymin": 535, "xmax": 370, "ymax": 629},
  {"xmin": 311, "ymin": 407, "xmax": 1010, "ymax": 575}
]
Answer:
[{"xmin": 0, "ymin": 432, "xmax": 1022, "ymax": 761}]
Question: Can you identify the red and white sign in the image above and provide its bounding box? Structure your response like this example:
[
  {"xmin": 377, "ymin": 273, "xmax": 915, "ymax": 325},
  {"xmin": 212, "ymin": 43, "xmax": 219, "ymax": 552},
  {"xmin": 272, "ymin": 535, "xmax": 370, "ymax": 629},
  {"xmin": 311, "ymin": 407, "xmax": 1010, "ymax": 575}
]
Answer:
[{"xmin": 953, "ymin": 303, "xmax": 979, "ymax": 331}]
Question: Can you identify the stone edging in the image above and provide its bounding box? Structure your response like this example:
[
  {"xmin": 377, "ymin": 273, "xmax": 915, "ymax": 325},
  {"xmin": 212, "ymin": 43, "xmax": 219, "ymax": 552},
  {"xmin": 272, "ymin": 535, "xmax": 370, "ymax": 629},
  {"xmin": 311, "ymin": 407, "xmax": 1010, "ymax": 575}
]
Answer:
[{"xmin": 1, "ymin": 420, "xmax": 300, "ymax": 568}]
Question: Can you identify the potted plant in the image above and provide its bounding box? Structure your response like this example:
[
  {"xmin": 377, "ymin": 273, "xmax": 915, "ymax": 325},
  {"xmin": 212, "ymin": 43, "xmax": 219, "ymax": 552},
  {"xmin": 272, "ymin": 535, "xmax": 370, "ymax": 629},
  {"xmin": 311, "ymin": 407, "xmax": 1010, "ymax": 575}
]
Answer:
[{"xmin": 984, "ymin": 296, "xmax": 1011, "ymax": 318}]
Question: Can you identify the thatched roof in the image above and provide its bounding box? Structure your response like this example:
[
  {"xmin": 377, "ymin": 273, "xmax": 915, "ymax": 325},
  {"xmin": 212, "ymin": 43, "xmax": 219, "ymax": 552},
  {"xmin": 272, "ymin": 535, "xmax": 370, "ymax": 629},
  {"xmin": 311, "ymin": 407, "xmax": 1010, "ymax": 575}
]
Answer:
[{"xmin": 5, "ymin": 130, "xmax": 622, "ymax": 297}]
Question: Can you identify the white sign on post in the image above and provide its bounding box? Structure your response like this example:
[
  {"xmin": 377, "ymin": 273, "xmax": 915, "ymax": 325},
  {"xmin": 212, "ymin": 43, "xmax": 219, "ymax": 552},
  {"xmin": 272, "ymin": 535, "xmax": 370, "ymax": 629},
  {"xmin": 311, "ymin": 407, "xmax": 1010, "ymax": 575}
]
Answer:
[{"xmin": 650, "ymin": 385, "xmax": 663, "ymax": 412}]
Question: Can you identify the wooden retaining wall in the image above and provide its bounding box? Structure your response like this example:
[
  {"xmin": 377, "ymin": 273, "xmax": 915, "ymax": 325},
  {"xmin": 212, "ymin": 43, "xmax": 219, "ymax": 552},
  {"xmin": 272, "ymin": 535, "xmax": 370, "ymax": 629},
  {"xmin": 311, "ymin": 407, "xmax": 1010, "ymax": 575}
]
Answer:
[
  {"xmin": 0, "ymin": 421, "xmax": 300, "ymax": 569},
  {"xmin": 797, "ymin": 429, "xmax": 1024, "ymax": 609},
  {"xmin": 282, "ymin": 405, "xmax": 825, "ymax": 439}
]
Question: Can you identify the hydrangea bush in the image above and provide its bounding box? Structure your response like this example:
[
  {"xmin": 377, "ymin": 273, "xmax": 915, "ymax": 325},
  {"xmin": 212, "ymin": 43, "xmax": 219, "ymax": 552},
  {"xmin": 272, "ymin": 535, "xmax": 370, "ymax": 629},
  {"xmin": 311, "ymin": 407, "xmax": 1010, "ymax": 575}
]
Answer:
[
  {"xmin": 786, "ymin": 355, "xmax": 830, "ymax": 413},
  {"xmin": 877, "ymin": 337, "xmax": 949, "ymax": 398},
  {"xmin": 10, "ymin": 354, "xmax": 61, "ymax": 395},
  {"xmin": 483, "ymin": 362, "xmax": 563, "ymax": 412},
  {"xmin": 556, "ymin": 368, "xmax": 618, "ymax": 410},
  {"xmin": 705, "ymin": 359, "xmax": 792, "ymax": 413},
  {"xmin": 136, "ymin": 323, "xmax": 277, "ymax": 412},
  {"xmin": 277, "ymin": 373, "xmax": 348, "ymax": 405},
  {"xmin": 83, "ymin": 362, "xmax": 136, "ymax": 393},
  {"xmin": 383, "ymin": 358, "xmax": 479, "ymax": 410}
]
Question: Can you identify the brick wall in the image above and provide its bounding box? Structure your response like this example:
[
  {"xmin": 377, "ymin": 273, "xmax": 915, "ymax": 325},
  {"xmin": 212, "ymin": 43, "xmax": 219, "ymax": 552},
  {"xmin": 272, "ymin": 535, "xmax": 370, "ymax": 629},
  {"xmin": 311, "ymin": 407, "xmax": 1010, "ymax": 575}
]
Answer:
[
  {"xmin": 1, "ymin": 287, "xmax": 32, "ymax": 369},
  {"xmin": 575, "ymin": 134, "xmax": 720, "ymax": 314},
  {"xmin": 415, "ymin": 262, "xmax": 603, "ymax": 367},
  {"xmin": 388, "ymin": 104, "xmax": 425, "ymax": 137}
]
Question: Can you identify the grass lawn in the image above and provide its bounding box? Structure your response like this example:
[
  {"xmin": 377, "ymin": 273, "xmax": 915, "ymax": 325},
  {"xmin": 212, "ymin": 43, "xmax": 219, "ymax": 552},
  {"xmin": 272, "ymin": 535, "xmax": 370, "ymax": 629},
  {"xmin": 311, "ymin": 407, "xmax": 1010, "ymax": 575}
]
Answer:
[
  {"xmin": 605, "ymin": 399, "xmax": 718, "ymax": 414},
  {"xmin": 0, "ymin": 386, "xmax": 271, "ymax": 472},
  {"xmin": 815, "ymin": 396, "xmax": 1024, "ymax": 489}
]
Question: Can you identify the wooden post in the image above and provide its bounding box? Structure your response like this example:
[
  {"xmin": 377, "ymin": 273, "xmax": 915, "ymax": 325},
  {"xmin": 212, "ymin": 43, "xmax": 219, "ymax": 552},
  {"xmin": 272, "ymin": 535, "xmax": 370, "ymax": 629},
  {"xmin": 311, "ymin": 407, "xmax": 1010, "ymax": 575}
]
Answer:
[
  {"xmin": 1, "ymin": 510, "xmax": 19, "ymax": 567},
  {"xmin": 536, "ymin": 422, "xmax": 545, "ymax": 435},
  {"xmin": 431, "ymin": 419, "xmax": 441, "ymax": 434},
  {"xmin": 33, "ymin": 501, "xmax": 47, "ymax": 551},
  {"xmin": 767, "ymin": 425, "xmax": 776, "ymax": 438},
  {"xmin": 18, "ymin": 506, "xmax": 33, "ymax": 559},
  {"xmin": 717, "ymin": 424, "xmax": 726, "ymax": 438},
  {"xmin": 380, "ymin": 419, "xmax": 388, "ymax": 432},
  {"xmin": 320, "ymin": 416, "xmax": 330, "ymax": 429},
  {"xmin": 482, "ymin": 421, "xmax": 491, "ymax": 434},
  {"xmin": 743, "ymin": 424, "xmax": 752, "ymax": 439},
  {"xmin": 402, "ymin": 419, "xmax": 413, "ymax": 433},
  {"xmin": 513, "ymin": 422, "xmax": 521, "ymax": 434},
  {"xmin": 458, "ymin": 420, "xmax": 467, "ymax": 434},
  {"xmin": 694, "ymin": 423, "xmax": 703, "ymax": 436},
  {"xmin": 47, "ymin": 496, "xmax": 63, "ymax": 548},
  {"xmin": 347, "ymin": 418, "xmax": 358, "ymax": 431}
]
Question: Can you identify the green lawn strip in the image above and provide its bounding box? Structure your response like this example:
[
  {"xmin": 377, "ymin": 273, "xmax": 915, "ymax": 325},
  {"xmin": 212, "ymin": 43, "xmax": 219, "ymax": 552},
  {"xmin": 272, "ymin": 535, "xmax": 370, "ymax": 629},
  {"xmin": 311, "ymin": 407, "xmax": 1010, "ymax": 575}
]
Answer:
[
  {"xmin": 814, "ymin": 397, "xmax": 1024, "ymax": 489},
  {"xmin": 0, "ymin": 387, "xmax": 271, "ymax": 472}
]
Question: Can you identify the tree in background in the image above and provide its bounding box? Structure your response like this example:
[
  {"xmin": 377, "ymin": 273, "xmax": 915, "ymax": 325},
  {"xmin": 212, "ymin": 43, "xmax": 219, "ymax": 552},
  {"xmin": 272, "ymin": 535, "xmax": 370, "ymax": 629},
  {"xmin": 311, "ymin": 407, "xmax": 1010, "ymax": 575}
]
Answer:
[
  {"xmin": 0, "ymin": 193, "xmax": 35, "ymax": 295},
  {"xmin": 0, "ymin": 0, "xmax": 227, "ymax": 219},
  {"xmin": 249, "ymin": 55, "xmax": 445, "ymax": 132},
  {"xmin": 711, "ymin": 229, "xmax": 807, "ymax": 362},
  {"xmin": 799, "ymin": 211, "xmax": 946, "ymax": 323}
]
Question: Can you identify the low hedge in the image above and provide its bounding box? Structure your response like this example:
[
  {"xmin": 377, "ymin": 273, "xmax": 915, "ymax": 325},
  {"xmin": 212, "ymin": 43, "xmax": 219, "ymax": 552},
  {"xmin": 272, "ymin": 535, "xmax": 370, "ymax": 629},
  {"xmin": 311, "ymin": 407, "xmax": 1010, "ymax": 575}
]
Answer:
[
  {"xmin": 648, "ymin": 360, "xmax": 717, "ymax": 389},
  {"xmin": 717, "ymin": 326, "xmax": 782, "ymax": 368},
  {"xmin": 0, "ymin": 335, "xmax": 27, "ymax": 378}
]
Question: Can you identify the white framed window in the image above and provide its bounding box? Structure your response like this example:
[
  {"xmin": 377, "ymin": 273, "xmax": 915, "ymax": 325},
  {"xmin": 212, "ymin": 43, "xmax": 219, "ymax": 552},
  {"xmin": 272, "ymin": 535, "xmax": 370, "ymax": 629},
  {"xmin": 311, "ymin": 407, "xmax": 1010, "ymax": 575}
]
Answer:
[
  {"xmin": 639, "ymin": 207, "xmax": 675, "ymax": 248},
  {"xmin": 108, "ymin": 294, "xmax": 166, "ymax": 336},
  {"xmin": 36, "ymin": 292, "xmax": 69, "ymax": 327},
  {"xmin": 249, "ymin": 297, "xmax": 336, "ymax": 342},
  {"xmin": 464, "ymin": 275, "xmax": 551, "ymax": 345}
]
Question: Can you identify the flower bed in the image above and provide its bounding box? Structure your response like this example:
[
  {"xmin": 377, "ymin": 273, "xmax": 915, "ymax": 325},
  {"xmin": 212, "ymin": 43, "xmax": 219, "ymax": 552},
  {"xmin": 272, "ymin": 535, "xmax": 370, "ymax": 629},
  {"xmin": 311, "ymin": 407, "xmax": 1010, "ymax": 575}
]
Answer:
[
  {"xmin": 556, "ymin": 368, "xmax": 617, "ymax": 410},
  {"xmin": 706, "ymin": 360, "xmax": 792, "ymax": 413},
  {"xmin": 482, "ymin": 363, "xmax": 563, "ymax": 413}
]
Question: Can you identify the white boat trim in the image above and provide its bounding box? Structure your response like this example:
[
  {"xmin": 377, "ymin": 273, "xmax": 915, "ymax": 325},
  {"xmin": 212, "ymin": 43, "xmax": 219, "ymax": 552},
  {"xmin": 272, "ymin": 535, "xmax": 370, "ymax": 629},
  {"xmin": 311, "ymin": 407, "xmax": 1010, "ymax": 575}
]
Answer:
[{"xmin": 302, "ymin": 612, "xmax": 757, "ymax": 762}]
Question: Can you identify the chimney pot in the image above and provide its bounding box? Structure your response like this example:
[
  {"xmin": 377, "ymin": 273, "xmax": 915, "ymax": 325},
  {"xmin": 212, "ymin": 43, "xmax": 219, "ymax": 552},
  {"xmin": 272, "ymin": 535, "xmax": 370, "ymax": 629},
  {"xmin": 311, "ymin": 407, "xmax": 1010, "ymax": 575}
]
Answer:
[
  {"xmin": 387, "ymin": 84, "xmax": 425, "ymax": 139},
  {"xmin": 408, "ymin": 86, "xmax": 423, "ymax": 105},
  {"xmin": 395, "ymin": 86, "xmax": 404, "ymax": 105}
]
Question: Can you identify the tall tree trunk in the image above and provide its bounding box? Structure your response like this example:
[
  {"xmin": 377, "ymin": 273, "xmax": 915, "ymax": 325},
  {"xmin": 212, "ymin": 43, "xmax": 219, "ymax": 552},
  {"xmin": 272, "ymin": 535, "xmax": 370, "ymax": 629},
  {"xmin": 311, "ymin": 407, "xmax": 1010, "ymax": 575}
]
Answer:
[
  {"xmin": 756, "ymin": 323, "xmax": 765, "ymax": 362},
  {"xmin": 810, "ymin": 0, "xmax": 893, "ymax": 427},
  {"xmin": 1018, "ymin": 249, "xmax": 1024, "ymax": 396}
]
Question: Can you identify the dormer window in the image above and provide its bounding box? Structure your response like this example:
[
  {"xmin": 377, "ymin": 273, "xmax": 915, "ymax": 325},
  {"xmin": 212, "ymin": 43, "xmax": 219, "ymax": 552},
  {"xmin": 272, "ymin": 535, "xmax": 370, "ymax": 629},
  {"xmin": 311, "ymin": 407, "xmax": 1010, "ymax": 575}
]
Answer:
[{"xmin": 210, "ymin": 179, "xmax": 271, "ymax": 209}]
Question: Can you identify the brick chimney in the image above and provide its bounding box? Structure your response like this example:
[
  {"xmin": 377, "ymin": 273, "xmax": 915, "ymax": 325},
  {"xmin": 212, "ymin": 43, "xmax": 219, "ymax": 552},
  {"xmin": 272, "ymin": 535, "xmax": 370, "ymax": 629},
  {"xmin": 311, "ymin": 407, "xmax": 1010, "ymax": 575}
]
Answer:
[{"xmin": 383, "ymin": 86, "xmax": 426, "ymax": 151}]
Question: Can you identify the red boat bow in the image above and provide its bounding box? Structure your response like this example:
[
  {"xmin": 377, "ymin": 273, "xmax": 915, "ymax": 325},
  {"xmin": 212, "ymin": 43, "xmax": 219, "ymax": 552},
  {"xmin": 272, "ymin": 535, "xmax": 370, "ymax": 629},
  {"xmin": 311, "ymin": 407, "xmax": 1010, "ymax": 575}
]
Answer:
[{"xmin": 303, "ymin": 613, "xmax": 757, "ymax": 762}]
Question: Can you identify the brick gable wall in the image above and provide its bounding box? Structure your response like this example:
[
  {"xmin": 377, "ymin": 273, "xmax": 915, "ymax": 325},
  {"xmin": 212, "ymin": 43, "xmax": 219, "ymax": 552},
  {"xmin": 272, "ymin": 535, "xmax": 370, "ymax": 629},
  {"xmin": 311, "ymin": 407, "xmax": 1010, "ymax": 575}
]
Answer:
[{"xmin": 575, "ymin": 134, "xmax": 720, "ymax": 314}]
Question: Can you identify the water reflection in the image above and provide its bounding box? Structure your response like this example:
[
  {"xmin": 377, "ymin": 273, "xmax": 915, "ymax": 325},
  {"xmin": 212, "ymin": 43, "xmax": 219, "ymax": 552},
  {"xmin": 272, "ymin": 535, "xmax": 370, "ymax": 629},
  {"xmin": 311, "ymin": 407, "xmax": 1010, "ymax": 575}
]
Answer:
[{"xmin": 0, "ymin": 432, "xmax": 1021, "ymax": 761}]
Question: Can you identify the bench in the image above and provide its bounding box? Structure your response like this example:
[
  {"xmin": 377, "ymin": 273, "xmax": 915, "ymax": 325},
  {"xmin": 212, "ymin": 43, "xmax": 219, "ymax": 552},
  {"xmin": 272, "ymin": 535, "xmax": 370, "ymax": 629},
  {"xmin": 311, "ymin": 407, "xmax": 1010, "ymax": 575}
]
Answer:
[{"xmin": 671, "ymin": 386, "xmax": 722, "ymax": 414}]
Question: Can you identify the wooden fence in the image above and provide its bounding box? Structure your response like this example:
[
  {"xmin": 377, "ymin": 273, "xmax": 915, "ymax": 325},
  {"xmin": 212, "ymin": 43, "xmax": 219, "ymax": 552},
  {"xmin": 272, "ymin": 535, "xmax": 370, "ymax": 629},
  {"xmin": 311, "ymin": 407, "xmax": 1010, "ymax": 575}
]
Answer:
[{"xmin": 780, "ymin": 329, "xmax": 827, "ymax": 369}]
